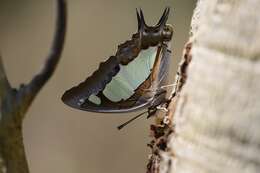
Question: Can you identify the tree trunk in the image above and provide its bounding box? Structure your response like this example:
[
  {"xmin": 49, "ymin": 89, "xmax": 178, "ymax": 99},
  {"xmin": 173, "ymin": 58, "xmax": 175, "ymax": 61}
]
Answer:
[
  {"xmin": 0, "ymin": 1, "xmax": 66, "ymax": 172},
  {"xmin": 161, "ymin": 0, "xmax": 260, "ymax": 172}
]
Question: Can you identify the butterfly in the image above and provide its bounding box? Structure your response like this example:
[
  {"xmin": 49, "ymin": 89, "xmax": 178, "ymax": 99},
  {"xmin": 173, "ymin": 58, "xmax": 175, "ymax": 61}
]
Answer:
[{"xmin": 62, "ymin": 7, "xmax": 173, "ymax": 127}]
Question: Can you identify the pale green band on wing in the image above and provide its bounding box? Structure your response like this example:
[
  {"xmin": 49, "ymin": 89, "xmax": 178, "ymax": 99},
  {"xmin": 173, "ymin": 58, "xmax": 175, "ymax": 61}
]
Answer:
[
  {"xmin": 101, "ymin": 46, "xmax": 158, "ymax": 102},
  {"xmin": 88, "ymin": 94, "xmax": 101, "ymax": 105}
]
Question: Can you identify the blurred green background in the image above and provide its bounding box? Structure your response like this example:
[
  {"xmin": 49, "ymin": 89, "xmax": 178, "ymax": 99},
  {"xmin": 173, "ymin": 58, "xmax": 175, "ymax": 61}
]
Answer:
[{"xmin": 0, "ymin": 0, "xmax": 195, "ymax": 173}]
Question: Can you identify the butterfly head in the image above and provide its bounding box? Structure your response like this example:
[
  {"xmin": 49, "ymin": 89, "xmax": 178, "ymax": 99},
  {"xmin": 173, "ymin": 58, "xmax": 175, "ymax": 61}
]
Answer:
[{"xmin": 136, "ymin": 7, "xmax": 173, "ymax": 48}]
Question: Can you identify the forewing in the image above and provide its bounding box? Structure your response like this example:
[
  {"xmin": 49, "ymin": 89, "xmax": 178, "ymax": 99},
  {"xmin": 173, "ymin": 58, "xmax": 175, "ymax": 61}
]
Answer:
[{"xmin": 72, "ymin": 47, "xmax": 159, "ymax": 113}]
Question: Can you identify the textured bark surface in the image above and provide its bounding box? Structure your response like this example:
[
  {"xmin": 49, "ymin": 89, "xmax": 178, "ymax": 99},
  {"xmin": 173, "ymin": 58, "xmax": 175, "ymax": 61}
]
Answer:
[
  {"xmin": 162, "ymin": 0, "xmax": 260, "ymax": 173},
  {"xmin": 0, "ymin": 1, "xmax": 67, "ymax": 172}
]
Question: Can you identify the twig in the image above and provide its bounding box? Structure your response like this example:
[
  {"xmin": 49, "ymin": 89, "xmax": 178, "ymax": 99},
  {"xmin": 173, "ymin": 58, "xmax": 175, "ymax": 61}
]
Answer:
[
  {"xmin": 0, "ymin": 1, "xmax": 67, "ymax": 172},
  {"xmin": 0, "ymin": 55, "xmax": 11, "ymax": 99},
  {"xmin": 18, "ymin": 0, "xmax": 67, "ymax": 116}
]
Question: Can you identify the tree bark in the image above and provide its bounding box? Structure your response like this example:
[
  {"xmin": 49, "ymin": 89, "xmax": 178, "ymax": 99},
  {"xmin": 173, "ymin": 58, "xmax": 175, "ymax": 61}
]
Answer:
[
  {"xmin": 160, "ymin": 0, "xmax": 260, "ymax": 173},
  {"xmin": 0, "ymin": 1, "xmax": 67, "ymax": 172}
]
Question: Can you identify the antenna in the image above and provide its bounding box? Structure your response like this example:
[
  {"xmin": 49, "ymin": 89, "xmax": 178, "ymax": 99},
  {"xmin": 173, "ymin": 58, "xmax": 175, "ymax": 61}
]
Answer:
[{"xmin": 117, "ymin": 111, "xmax": 148, "ymax": 130}]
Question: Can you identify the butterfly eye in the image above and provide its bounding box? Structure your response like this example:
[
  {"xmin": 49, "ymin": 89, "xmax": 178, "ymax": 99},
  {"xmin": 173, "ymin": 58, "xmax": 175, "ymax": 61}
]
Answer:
[{"xmin": 162, "ymin": 25, "xmax": 173, "ymax": 41}]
